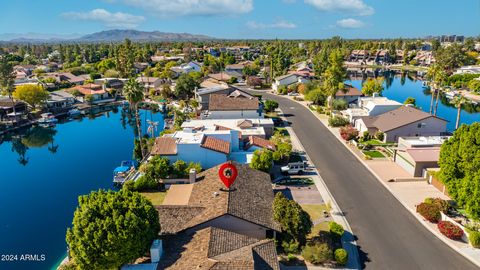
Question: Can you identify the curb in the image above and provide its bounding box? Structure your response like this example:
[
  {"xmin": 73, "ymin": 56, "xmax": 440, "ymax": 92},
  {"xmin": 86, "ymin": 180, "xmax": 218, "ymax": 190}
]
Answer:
[
  {"xmin": 281, "ymin": 94, "xmax": 480, "ymax": 269},
  {"xmin": 278, "ymin": 113, "xmax": 361, "ymax": 270}
]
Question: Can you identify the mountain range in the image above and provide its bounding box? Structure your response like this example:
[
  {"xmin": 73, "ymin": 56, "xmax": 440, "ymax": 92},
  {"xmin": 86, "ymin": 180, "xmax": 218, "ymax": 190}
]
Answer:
[{"xmin": 0, "ymin": 30, "xmax": 216, "ymax": 43}]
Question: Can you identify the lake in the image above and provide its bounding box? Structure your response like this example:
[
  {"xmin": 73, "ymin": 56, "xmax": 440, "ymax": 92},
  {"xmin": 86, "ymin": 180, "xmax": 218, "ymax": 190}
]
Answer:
[
  {"xmin": 347, "ymin": 71, "xmax": 480, "ymax": 131},
  {"xmin": 0, "ymin": 106, "xmax": 164, "ymax": 270}
]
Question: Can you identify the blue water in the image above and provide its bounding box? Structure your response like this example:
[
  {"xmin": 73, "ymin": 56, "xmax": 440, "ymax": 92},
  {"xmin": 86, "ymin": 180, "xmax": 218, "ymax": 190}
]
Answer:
[
  {"xmin": 0, "ymin": 107, "xmax": 164, "ymax": 270},
  {"xmin": 347, "ymin": 76, "xmax": 480, "ymax": 131}
]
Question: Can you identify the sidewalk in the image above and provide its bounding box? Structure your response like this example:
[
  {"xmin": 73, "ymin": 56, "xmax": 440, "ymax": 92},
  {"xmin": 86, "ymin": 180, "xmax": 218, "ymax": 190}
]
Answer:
[
  {"xmin": 283, "ymin": 95, "xmax": 480, "ymax": 267},
  {"xmin": 279, "ymin": 113, "xmax": 361, "ymax": 270}
]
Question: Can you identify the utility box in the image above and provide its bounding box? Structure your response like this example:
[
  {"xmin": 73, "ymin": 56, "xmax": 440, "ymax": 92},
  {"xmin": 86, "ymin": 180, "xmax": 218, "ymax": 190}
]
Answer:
[{"xmin": 150, "ymin": 239, "xmax": 163, "ymax": 263}]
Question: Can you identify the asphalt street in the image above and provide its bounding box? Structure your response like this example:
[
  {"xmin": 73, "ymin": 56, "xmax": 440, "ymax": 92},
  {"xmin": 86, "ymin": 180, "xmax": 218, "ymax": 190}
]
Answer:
[{"xmin": 258, "ymin": 91, "xmax": 478, "ymax": 270}]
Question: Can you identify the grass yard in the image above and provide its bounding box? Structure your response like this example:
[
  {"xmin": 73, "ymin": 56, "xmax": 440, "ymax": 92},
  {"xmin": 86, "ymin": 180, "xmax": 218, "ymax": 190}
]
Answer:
[
  {"xmin": 265, "ymin": 112, "xmax": 279, "ymax": 118},
  {"xmin": 140, "ymin": 191, "xmax": 167, "ymax": 206},
  {"xmin": 308, "ymin": 221, "xmax": 331, "ymax": 239},
  {"xmin": 363, "ymin": 150, "xmax": 385, "ymax": 158},
  {"xmin": 301, "ymin": 204, "xmax": 330, "ymax": 221}
]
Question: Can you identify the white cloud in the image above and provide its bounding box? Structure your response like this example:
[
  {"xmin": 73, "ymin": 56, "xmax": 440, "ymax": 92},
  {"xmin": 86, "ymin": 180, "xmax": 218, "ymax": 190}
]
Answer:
[
  {"xmin": 122, "ymin": 0, "xmax": 253, "ymax": 17},
  {"xmin": 336, "ymin": 18, "xmax": 365, "ymax": 28},
  {"xmin": 305, "ymin": 0, "xmax": 374, "ymax": 16},
  {"xmin": 63, "ymin": 9, "xmax": 145, "ymax": 28},
  {"xmin": 246, "ymin": 20, "xmax": 297, "ymax": 29}
]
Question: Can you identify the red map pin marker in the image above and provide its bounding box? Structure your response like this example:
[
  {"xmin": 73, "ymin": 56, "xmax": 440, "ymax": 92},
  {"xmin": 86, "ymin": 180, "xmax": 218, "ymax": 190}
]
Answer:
[{"xmin": 218, "ymin": 162, "xmax": 238, "ymax": 189}]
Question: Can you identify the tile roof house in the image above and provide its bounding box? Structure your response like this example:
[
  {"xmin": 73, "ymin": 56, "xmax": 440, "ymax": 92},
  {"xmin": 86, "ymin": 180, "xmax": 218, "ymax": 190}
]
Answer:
[
  {"xmin": 355, "ymin": 105, "xmax": 448, "ymax": 142},
  {"xmin": 156, "ymin": 162, "xmax": 281, "ymax": 238},
  {"xmin": 151, "ymin": 124, "xmax": 275, "ymax": 169},
  {"xmin": 157, "ymin": 227, "xmax": 280, "ymax": 270},
  {"xmin": 272, "ymin": 74, "xmax": 310, "ymax": 92},
  {"xmin": 68, "ymin": 84, "xmax": 112, "ymax": 103},
  {"xmin": 204, "ymin": 94, "xmax": 262, "ymax": 120}
]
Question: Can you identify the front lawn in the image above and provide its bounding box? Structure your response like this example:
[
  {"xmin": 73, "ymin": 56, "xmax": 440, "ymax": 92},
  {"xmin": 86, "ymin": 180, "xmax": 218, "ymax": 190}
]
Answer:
[
  {"xmin": 140, "ymin": 191, "xmax": 167, "ymax": 206},
  {"xmin": 308, "ymin": 221, "xmax": 331, "ymax": 239},
  {"xmin": 301, "ymin": 204, "xmax": 330, "ymax": 221},
  {"xmin": 363, "ymin": 150, "xmax": 385, "ymax": 158}
]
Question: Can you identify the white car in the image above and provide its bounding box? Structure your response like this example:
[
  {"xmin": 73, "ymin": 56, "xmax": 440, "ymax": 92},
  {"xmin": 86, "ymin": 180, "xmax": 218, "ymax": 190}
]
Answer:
[
  {"xmin": 288, "ymin": 92, "xmax": 299, "ymax": 96},
  {"xmin": 281, "ymin": 162, "xmax": 307, "ymax": 175}
]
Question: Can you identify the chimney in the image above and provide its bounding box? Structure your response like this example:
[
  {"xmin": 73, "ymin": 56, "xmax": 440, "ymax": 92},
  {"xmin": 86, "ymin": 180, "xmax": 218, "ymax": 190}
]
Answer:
[
  {"xmin": 189, "ymin": 169, "xmax": 197, "ymax": 183},
  {"xmin": 150, "ymin": 239, "xmax": 163, "ymax": 263}
]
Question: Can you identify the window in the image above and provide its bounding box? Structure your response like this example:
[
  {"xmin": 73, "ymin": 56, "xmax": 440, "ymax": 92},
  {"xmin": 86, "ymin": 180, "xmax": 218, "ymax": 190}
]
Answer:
[{"xmin": 417, "ymin": 123, "xmax": 426, "ymax": 128}]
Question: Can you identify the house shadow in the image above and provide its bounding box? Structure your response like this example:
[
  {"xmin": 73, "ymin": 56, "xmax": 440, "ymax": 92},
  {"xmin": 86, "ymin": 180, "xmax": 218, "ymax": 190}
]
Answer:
[{"xmin": 348, "ymin": 233, "xmax": 370, "ymax": 270}]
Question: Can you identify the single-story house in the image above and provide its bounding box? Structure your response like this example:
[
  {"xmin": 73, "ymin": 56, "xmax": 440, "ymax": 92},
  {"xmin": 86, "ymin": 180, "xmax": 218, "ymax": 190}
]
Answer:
[
  {"xmin": 203, "ymin": 93, "xmax": 262, "ymax": 119},
  {"xmin": 136, "ymin": 77, "xmax": 163, "ymax": 90},
  {"xmin": 46, "ymin": 90, "xmax": 76, "ymax": 113},
  {"xmin": 69, "ymin": 84, "xmax": 112, "ymax": 103},
  {"xmin": 272, "ymin": 73, "xmax": 309, "ymax": 92},
  {"xmin": 393, "ymin": 136, "xmax": 450, "ymax": 177},
  {"xmin": 0, "ymin": 98, "xmax": 27, "ymax": 121},
  {"xmin": 181, "ymin": 118, "xmax": 275, "ymax": 139},
  {"xmin": 355, "ymin": 105, "xmax": 448, "ymax": 142},
  {"xmin": 156, "ymin": 162, "xmax": 281, "ymax": 239},
  {"xmin": 194, "ymin": 84, "xmax": 232, "ymax": 110},
  {"xmin": 335, "ymin": 85, "xmax": 363, "ymax": 104}
]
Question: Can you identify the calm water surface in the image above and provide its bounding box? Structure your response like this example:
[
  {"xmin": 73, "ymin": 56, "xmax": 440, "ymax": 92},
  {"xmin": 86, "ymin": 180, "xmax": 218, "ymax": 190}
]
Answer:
[
  {"xmin": 0, "ymin": 107, "xmax": 164, "ymax": 270},
  {"xmin": 348, "ymin": 74, "xmax": 480, "ymax": 131}
]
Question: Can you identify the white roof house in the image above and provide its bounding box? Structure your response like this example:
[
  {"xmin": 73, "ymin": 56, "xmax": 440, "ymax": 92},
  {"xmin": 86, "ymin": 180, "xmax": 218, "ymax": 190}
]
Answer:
[
  {"xmin": 454, "ymin": 65, "xmax": 480, "ymax": 75},
  {"xmin": 344, "ymin": 96, "xmax": 402, "ymax": 122},
  {"xmin": 181, "ymin": 118, "xmax": 274, "ymax": 138}
]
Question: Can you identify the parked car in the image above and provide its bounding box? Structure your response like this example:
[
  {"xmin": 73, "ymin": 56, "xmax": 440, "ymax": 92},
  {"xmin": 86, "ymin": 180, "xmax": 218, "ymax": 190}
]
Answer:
[
  {"xmin": 281, "ymin": 161, "xmax": 307, "ymax": 175},
  {"xmin": 272, "ymin": 117, "xmax": 284, "ymax": 127},
  {"xmin": 288, "ymin": 92, "xmax": 299, "ymax": 96}
]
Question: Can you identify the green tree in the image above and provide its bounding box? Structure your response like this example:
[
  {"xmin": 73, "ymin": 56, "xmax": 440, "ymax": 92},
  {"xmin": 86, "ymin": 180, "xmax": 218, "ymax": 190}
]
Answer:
[
  {"xmin": 305, "ymin": 90, "xmax": 326, "ymax": 105},
  {"xmin": 312, "ymin": 48, "xmax": 329, "ymax": 76},
  {"xmin": 13, "ymin": 84, "xmax": 49, "ymax": 110},
  {"xmin": 0, "ymin": 56, "xmax": 17, "ymax": 115},
  {"xmin": 404, "ymin": 97, "xmax": 416, "ymax": 106},
  {"xmin": 115, "ymin": 39, "xmax": 135, "ymax": 78},
  {"xmin": 66, "ymin": 189, "xmax": 160, "ymax": 270},
  {"xmin": 264, "ymin": 100, "xmax": 279, "ymax": 113},
  {"xmin": 123, "ymin": 78, "xmax": 145, "ymax": 159},
  {"xmin": 426, "ymin": 63, "xmax": 448, "ymax": 115},
  {"xmin": 361, "ymin": 77, "xmax": 385, "ymax": 96},
  {"xmin": 250, "ymin": 149, "xmax": 273, "ymax": 173},
  {"xmin": 175, "ymin": 73, "xmax": 199, "ymax": 99},
  {"xmin": 322, "ymin": 49, "xmax": 347, "ymax": 111},
  {"xmin": 438, "ymin": 123, "xmax": 480, "ymax": 219},
  {"xmin": 450, "ymin": 95, "xmax": 468, "ymax": 130},
  {"xmin": 273, "ymin": 193, "xmax": 312, "ymax": 246}
]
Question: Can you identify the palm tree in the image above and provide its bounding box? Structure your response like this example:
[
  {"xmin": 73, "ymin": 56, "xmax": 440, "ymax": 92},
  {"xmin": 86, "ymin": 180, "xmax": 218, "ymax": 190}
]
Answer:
[
  {"xmin": 450, "ymin": 95, "xmax": 468, "ymax": 130},
  {"xmin": 426, "ymin": 64, "xmax": 447, "ymax": 115},
  {"xmin": 123, "ymin": 78, "xmax": 145, "ymax": 159}
]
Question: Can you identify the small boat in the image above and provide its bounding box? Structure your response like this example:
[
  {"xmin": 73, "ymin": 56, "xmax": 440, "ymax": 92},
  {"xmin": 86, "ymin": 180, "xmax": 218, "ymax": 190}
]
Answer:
[
  {"xmin": 68, "ymin": 108, "xmax": 81, "ymax": 117},
  {"xmin": 113, "ymin": 160, "xmax": 137, "ymax": 184},
  {"xmin": 38, "ymin": 113, "xmax": 58, "ymax": 124}
]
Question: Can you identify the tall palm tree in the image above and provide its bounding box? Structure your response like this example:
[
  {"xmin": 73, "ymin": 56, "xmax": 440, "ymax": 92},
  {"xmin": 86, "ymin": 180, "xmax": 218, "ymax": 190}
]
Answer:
[
  {"xmin": 450, "ymin": 95, "xmax": 468, "ymax": 130},
  {"xmin": 123, "ymin": 78, "xmax": 145, "ymax": 159},
  {"xmin": 426, "ymin": 63, "xmax": 447, "ymax": 116}
]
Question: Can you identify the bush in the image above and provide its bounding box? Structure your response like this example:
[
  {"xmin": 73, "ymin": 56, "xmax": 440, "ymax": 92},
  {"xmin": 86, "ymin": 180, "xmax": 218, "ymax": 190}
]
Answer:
[
  {"xmin": 282, "ymin": 239, "xmax": 300, "ymax": 254},
  {"xmin": 376, "ymin": 132, "xmax": 385, "ymax": 141},
  {"xmin": 332, "ymin": 99, "xmax": 348, "ymax": 110},
  {"xmin": 424, "ymin": 198, "xmax": 450, "ymax": 213},
  {"xmin": 334, "ymin": 248, "xmax": 348, "ymax": 265},
  {"xmin": 122, "ymin": 180, "xmax": 135, "ymax": 191},
  {"xmin": 173, "ymin": 160, "xmax": 188, "ymax": 177},
  {"xmin": 416, "ymin": 202, "xmax": 441, "ymax": 223},
  {"xmin": 328, "ymin": 116, "xmax": 350, "ymax": 127},
  {"xmin": 437, "ymin": 221, "xmax": 464, "ymax": 240},
  {"xmin": 329, "ymin": 222, "xmax": 344, "ymax": 239},
  {"xmin": 469, "ymin": 231, "xmax": 480, "ymax": 248},
  {"xmin": 133, "ymin": 175, "xmax": 158, "ymax": 191},
  {"xmin": 339, "ymin": 126, "xmax": 359, "ymax": 141},
  {"xmin": 264, "ymin": 100, "xmax": 279, "ymax": 112},
  {"xmin": 301, "ymin": 243, "xmax": 333, "ymax": 265}
]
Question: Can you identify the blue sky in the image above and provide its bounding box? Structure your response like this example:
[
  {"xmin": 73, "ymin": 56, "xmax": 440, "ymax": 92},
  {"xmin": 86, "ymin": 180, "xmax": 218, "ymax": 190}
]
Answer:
[{"xmin": 1, "ymin": 0, "xmax": 479, "ymax": 39}]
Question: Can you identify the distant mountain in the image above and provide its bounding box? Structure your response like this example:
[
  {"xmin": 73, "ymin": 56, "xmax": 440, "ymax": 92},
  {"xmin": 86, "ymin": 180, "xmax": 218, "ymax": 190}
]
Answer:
[
  {"xmin": 0, "ymin": 30, "xmax": 215, "ymax": 43},
  {"xmin": 77, "ymin": 30, "xmax": 215, "ymax": 42}
]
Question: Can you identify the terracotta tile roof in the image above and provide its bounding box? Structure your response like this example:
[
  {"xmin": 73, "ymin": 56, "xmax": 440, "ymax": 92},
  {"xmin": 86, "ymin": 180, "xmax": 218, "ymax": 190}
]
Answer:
[
  {"xmin": 201, "ymin": 136, "xmax": 230, "ymax": 154},
  {"xmin": 70, "ymin": 84, "xmax": 107, "ymax": 95},
  {"xmin": 157, "ymin": 227, "xmax": 280, "ymax": 270},
  {"xmin": 209, "ymin": 94, "xmax": 259, "ymax": 111},
  {"xmin": 245, "ymin": 136, "xmax": 276, "ymax": 151},
  {"xmin": 151, "ymin": 137, "xmax": 177, "ymax": 155},
  {"xmin": 157, "ymin": 163, "xmax": 280, "ymax": 235}
]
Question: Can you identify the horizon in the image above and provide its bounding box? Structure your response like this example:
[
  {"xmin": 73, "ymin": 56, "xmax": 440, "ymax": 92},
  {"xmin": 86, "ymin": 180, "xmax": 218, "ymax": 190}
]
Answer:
[{"xmin": 1, "ymin": 0, "xmax": 479, "ymax": 40}]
